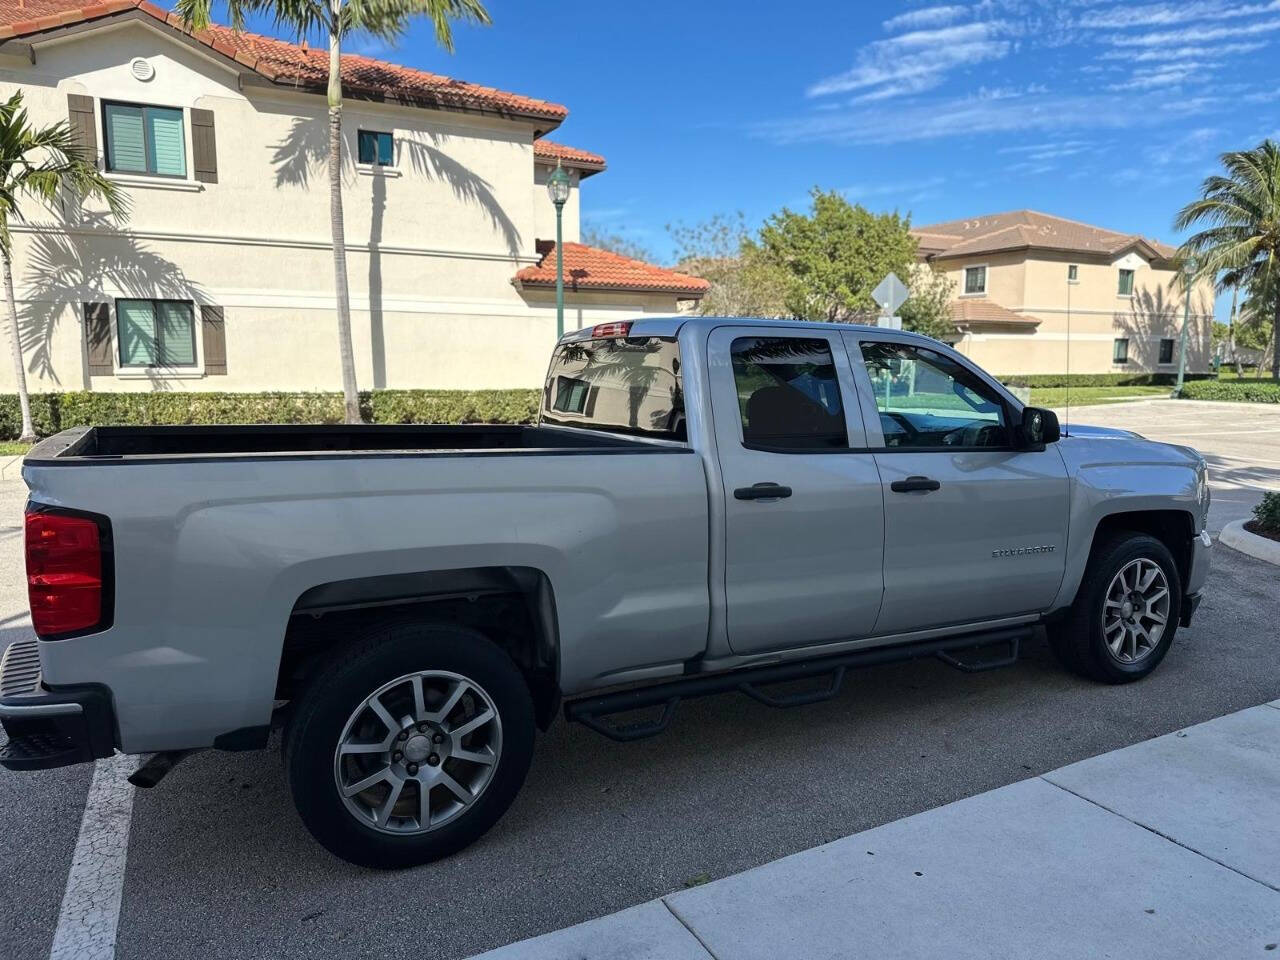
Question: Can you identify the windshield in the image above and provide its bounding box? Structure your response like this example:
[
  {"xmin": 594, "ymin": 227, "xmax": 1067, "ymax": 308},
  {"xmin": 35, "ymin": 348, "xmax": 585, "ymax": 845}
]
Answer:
[{"xmin": 540, "ymin": 336, "xmax": 686, "ymax": 440}]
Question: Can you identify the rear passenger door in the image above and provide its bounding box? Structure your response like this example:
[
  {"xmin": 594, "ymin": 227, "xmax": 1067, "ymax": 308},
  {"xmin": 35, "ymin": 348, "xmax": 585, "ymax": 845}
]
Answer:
[
  {"xmin": 844, "ymin": 334, "xmax": 1069, "ymax": 635},
  {"xmin": 708, "ymin": 327, "xmax": 885, "ymax": 655}
]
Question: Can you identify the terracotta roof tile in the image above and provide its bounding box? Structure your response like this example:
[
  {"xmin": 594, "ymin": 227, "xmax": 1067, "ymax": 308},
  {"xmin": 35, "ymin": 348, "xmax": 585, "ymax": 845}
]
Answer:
[
  {"xmin": 950, "ymin": 299, "xmax": 1041, "ymax": 326},
  {"xmin": 533, "ymin": 140, "xmax": 606, "ymax": 172},
  {"xmin": 515, "ymin": 243, "xmax": 710, "ymax": 297},
  {"xmin": 0, "ymin": 0, "xmax": 567, "ymax": 123},
  {"xmin": 913, "ymin": 210, "xmax": 1174, "ymax": 262}
]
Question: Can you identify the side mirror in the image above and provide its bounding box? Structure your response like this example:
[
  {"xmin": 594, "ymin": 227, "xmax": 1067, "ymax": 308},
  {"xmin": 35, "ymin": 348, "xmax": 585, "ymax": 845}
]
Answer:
[{"xmin": 1020, "ymin": 406, "xmax": 1060, "ymax": 447}]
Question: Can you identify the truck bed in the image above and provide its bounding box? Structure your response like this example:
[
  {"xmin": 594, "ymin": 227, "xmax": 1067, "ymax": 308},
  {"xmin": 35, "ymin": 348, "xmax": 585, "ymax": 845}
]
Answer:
[{"xmin": 26, "ymin": 423, "xmax": 675, "ymax": 462}]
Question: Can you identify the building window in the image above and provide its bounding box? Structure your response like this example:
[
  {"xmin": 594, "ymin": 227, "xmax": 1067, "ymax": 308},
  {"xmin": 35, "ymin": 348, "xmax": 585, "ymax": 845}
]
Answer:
[
  {"xmin": 1067, "ymin": 264, "xmax": 1079, "ymax": 283},
  {"xmin": 117, "ymin": 299, "xmax": 196, "ymax": 367},
  {"xmin": 1117, "ymin": 268, "xmax": 1135, "ymax": 296},
  {"xmin": 103, "ymin": 102, "xmax": 186, "ymax": 177},
  {"xmin": 964, "ymin": 265, "xmax": 987, "ymax": 295},
  {"xmin": 1113, "ymin": 338, "xmax": 1130, "ymax": 364},
  {"xmin": 1159, "ymin": 338, "xmax": 1175, "ymax": 364},
  {"xmin": 357, "ymin": 130, "xmax": 394, "ymax": 166}
]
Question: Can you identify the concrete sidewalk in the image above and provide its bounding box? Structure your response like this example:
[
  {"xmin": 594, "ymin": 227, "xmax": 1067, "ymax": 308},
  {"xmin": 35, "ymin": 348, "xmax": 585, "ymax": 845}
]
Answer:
[{"xmin": 474, "ymin": 702, "xmax": 1280, "ymax": 959}]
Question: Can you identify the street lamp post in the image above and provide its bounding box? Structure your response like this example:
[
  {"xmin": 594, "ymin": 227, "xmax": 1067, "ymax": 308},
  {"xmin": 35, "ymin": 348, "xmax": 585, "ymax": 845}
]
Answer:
[
  {"xmin": 1172, "ymin": 257, "xmax": 1197, "ymax": 398},
  {"xmin": 546, "ymin": 160, "xmax": 572, "ymax": 339}
]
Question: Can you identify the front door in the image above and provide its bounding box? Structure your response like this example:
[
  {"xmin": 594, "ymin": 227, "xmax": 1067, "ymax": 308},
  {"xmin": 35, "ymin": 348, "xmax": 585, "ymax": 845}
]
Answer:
[
  {"xmin": 845, "ymin": 334, "xmax": 1069, "ymax": 636},
  {"xmin": 708, "ymin": 327, "xmax": 885, "ymax": 655}
]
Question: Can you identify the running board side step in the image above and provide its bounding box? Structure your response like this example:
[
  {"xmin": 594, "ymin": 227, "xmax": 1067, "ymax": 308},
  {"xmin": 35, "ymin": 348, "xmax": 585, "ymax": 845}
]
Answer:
[{"xmin": 565, "ymin": 627, "xmax": 1028, "ymax": 742}]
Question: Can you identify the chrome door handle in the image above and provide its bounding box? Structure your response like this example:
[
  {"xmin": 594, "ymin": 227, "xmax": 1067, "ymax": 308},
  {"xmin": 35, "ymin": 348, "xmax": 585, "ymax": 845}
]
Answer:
[
  {"xmin": 734, "ymin": 482, "xmax": 793, "ymax": 501},
  {"xmin": 890, "ymin": 476, "xmax": 941, "ymax": 493}
]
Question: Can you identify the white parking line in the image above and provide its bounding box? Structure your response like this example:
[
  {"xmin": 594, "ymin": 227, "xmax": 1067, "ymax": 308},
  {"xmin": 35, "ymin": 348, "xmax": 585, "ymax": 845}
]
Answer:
[{"xmin": 49, "ymin": 753, "xmax": 136, "ymax": 960}]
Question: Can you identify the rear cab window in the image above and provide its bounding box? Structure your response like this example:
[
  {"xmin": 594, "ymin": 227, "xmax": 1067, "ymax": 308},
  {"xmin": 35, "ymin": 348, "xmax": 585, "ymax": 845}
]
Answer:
[
  {"xmin": 541, "ymin": 333, "xmax": 685, "ymax": 440},
  {"xmin": 730, "ymin": 337, "xmax": 848, "ymax": 450}
]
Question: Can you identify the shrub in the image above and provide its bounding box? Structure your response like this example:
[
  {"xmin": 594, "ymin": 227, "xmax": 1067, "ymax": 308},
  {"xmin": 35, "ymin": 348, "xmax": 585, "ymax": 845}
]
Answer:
[
  {"xmin": 0, "ymin": 389, "xmax": 542, "ymax": 440},
  {"xmin": 1179, "ymin": 380, "xmax": 1280, "ymax": 403},
  {"xmin": 997, "ymin": 373, "xmax": 1214, "ymax": 388},
  {"xmin": 1253, "ymin": 492, "xmax": 1280, "ymax": 534}
]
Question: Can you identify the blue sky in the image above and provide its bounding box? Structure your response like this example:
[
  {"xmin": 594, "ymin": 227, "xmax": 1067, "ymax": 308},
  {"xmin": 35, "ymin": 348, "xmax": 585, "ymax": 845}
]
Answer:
[{"xmin": 222, "ymin": 1, "xmax": 1279, "ymax": 316}]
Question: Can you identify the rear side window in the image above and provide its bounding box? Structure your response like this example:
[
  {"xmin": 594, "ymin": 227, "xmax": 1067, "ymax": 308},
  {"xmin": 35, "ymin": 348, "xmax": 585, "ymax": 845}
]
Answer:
[
  {"xmin": 541, "ymin": 336, "xmax": 685, "ymax": 439},
  {"xmin": 731, "ymin": 337, "xmax": 847, "ymax": 450}
]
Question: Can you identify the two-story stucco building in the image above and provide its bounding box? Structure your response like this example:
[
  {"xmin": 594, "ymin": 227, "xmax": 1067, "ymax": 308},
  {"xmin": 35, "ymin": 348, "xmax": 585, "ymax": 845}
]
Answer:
[
  {"xmin": 912, "ymin": 210, "xmax": 1214, "ymax": 376},
  {"xmin": 0, "ymin": 0, "xmax": 707, "ymax": 395}
]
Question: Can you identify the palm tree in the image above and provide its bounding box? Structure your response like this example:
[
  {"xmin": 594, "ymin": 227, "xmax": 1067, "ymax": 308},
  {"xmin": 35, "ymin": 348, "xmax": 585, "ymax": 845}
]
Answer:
[
  {"xmin": 1, "ymin": 91, "xmax": 126, "ymax": 443},
  {"xmin": 1175, "ymin": 139, "xmax": 1280, "ymax": 381},
  {"xmin": 178, "ymin": 0, "xmax": 490, "ymax": 424}
]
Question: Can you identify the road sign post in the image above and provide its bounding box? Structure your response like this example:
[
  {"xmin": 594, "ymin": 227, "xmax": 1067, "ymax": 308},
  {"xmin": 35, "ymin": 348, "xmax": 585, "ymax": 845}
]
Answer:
[{"xmin": 872, "ymin": 273, "xmax": 909, "ymax": 330}]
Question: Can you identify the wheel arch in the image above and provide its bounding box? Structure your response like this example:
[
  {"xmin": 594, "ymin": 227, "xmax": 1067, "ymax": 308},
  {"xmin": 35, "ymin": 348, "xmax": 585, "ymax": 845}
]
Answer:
[
  {"xmin": 277, "ymin": 566, "xmax": 561, "ymax": 729},
  {"xmin": 1053, "ymin": 508, "xmax": 1196, "ymax": 613}
]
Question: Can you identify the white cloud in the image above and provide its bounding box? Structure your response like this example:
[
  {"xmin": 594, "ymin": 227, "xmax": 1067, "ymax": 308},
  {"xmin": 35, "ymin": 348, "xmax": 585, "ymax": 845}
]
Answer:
[
  {"xmin": 841, "ymin": 175, "xmax": 947, "ymax": 200},
  {"xmin": 1106, "ymin": 63, "xmax": 1217, "ymax": 91},
  {"xmin": 1102, "ymin": 41, "xmax": 1268, "ymax": 61},
  {"xmin": 754, "ymin": 88, "xmax": 1217, "ymax": 146},
  {"xmin": 808, "ymin": 22, "xmax": 1013, "ymax": 101},
  {"xmin": 1108, "ymin": 17, "xmax": 1280, "ymax": 47},
  {"xmin": 1080, "ymin": 0, "xmax": 1280, "ymax": 30},
  {"xmin": 882, "ymin": 4, "xmax": 969, "ymax": 32}
]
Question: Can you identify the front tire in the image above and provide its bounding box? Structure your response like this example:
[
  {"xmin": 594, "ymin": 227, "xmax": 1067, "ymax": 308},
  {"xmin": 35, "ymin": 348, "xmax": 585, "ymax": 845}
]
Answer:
[
  {"xmin": 1047, "ymin": 532, "xmax": 1182, "ymax": 684},
  {"xmin": 285, "ymin": 621, "xmax": 535, "ymax": 868}
]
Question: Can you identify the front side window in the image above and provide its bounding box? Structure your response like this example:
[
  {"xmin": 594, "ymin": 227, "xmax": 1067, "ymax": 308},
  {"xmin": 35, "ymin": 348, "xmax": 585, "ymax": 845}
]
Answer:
[
  {"xmin": 1118, "ymin": 268, "xmax": 1135, "ymax": 296},
  {"xmin": 964, "ymin": 265, "xmax": 987, "ymax": 294},
  {"xmin": 1159, "ymin": 338, "xmax": 1175, "ymax": 364},
  {"xmin": 358, "ymin": 130, "xmax": 394, "ymax": 166},
  {"xmin": 1113, "ymin": 338, "xmax": 1130, "ymax": 364},
  {"xmin": 117, "ymin": 299, "xmax": 196, "ymax": 367},
  {"xmin": 541, "ymin": 336, "xmax": 684, "ymax": 438},
  {"xmin": 103, "ymin": 102, "xmax": 186, "ymax": 177},
  {"xmin": 861, "ymin": 341, "xmax": 1008, "ymax": 449},
  {"xmin": 731, "ymin": 337, "xmax": 847, "ymax": 450}
]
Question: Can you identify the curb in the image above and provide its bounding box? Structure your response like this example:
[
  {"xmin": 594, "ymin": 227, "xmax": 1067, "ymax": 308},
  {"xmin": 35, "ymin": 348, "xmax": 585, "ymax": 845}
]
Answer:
[{"xmin": 1219, "ymin": 519, "xmax": 1280, "ymax": 565}]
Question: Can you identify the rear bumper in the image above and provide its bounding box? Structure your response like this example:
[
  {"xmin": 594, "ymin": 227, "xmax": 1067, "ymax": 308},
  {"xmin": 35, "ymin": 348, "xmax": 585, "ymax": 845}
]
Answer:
[{"xmin": 0, "ymin": 640, "xmax": 116, "ymax": 771}]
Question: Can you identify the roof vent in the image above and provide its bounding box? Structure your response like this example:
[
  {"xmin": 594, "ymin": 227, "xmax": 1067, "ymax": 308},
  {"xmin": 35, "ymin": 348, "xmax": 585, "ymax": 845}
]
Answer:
[{"xmin": 130, "ymin": 58, "xmax": 155, "ymax": 82}]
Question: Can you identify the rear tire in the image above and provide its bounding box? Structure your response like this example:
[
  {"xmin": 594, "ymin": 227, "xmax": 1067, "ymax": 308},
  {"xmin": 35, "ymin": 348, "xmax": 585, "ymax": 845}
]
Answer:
[
  {"xmin": 285, "ymin": 621, "xmax": 535, "ymax": 868},
  {"xmin": 1047, "ymin": 532, "xmax": 1181, "ymax": 684}
]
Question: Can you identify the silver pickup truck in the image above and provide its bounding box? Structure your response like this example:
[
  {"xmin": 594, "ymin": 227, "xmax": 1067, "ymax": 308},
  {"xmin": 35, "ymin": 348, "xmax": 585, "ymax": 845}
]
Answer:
[{"xmin": 2, "ymin": 317, "xmax": 1211, "ymax": 867}]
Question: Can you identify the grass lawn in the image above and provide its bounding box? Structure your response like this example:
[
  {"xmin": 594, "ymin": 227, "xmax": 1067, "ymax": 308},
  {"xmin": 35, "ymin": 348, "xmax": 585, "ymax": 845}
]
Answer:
[
  {"xmin": 1029, "ymin": 385, "xmax": 1169, "ymax": 408},
  {"xmin": 0, "ymin": 442, "xmax": 32, "ymax": 457}
]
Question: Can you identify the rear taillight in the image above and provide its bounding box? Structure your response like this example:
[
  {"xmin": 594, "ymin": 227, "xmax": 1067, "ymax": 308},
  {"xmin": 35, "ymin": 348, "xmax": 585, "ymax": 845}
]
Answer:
[
  {"xmin": 25, "ymin": 507, "xmax": 110, "ymax": 638},
  {"xmin": 590, "ymin": 321, "xmax": 632, "ymax": 339}
]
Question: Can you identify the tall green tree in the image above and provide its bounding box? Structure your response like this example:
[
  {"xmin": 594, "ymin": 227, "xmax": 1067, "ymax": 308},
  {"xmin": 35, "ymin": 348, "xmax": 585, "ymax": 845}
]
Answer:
[
  {"xmin": 1, "ymin": 91, "xmax": 126, "ymax": 442},
  {"xmin": 179, "ymin": 0, "xmax": 490, "ymax": 423},
  {"xmin": 1175, "ymin": 139, "xmax": 1280, "ymax": 381},
  {"xmin": 757, "ymin": 189, "xmax": 918, "ymax": 323}
]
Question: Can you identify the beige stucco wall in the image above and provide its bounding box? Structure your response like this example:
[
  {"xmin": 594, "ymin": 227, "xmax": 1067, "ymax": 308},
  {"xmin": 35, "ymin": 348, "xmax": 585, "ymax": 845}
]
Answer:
[
  {"xmin": 0, "ymin": 20, "xmax": 668, "ymax": 395},
  {"xmin": 935, "ymin": 248, "xmax": 1214, "ymax": 376}
]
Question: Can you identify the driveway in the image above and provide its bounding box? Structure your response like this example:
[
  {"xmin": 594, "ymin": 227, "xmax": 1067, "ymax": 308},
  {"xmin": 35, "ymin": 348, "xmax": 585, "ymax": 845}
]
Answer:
[{"xmin": 1, "ymin": 400, "xmax": 1278, "ymax": 960}]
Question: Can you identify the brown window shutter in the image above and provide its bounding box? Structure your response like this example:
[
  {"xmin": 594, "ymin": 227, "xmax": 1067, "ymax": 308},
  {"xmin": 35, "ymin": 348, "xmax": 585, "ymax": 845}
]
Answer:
[
  {"xmin": 200, "ymin": 305, "xmax": 227, "ymax": 375},
  {"xmin": 66, "ymin": 94, "xmax": 97, "ymax": 165},
  {"xmin": 190, "ymin": 108, "xmax": 218, "ymax": 184},
  {"xmin": 83, "ymin": 302, "xmax": 114, "ymax": 376}
]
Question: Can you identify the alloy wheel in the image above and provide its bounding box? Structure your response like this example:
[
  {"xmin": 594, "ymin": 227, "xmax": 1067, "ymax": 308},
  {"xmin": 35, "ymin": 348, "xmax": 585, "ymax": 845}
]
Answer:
[
  {"xmin": 1102, "ymin": 558, "xmax": 1171, "ymax": 664},
  {"xmin": 333, "ymin": 671, "xmax": 502, "ymax": 835}
]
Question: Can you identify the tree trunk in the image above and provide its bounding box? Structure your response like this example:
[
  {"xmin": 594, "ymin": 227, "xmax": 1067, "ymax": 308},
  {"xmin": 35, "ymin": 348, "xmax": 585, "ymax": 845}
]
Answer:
[
  {"xmin": 3, "ymin": 248, "xmax": 36, "ymax": 443},
  {"xmin": 1272, "ymin": 292, "xmax": 1280, "ymax": 381},
  {"xmin": 328, "ymin": 15, "xmax": 362, "ymax": 424}
]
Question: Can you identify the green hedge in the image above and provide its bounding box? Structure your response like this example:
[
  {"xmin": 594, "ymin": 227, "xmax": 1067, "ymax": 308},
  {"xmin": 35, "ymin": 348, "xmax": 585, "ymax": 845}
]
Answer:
[
  {"xmin": 1179, "ymin": 380, "xmax": 1280, "ymax": 403},
  {"xmin": 998, "ymin": 373, "xmax": 1214, "ymax": 388},
  {"xmin": 0, "ymin": 390, "xmax": 541, "ymax": 440}
]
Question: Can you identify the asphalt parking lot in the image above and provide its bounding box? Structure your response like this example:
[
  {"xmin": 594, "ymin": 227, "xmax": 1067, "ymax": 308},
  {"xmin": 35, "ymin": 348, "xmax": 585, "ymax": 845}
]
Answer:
[{"xmin": 2, "ymin": 399, "xmax": 1279, "ymax": 960}]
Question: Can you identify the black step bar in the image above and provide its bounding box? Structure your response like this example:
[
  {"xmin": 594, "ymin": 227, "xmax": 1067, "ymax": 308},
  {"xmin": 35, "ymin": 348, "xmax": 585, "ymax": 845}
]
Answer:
[{"xmin": 565, "ymin": 626, "xmax": 1028, "ymax": 742}]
